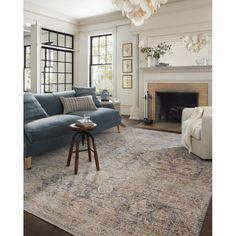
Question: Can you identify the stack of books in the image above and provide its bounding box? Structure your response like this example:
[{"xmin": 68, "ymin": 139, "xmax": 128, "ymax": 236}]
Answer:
[{"xmin": 75, "ymin": 119, "xmax": 94, "ymax": 128}]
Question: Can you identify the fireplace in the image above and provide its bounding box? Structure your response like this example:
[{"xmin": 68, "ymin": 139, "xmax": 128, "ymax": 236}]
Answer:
[
  {"xmin": 156, "ymin": 92, "xmax": 198, "ymax": 122},
  {"xmin": 146, "ymin": 82, "xmax": 209, "ymax": 132}
]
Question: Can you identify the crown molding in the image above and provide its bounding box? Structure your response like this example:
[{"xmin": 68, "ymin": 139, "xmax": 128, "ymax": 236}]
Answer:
[{"xmin": 24, "ymin": 1, "xmax": 79, "ymax": 25}]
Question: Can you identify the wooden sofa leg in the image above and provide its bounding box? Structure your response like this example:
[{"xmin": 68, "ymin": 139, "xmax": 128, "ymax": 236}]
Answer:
[
  {"xmin": 117, "ymin": 125, "xmax": 120, "ymax": 133},
  {"xmin": 24, "ymin": 156, "xmax": 32, "ymax": 170}
]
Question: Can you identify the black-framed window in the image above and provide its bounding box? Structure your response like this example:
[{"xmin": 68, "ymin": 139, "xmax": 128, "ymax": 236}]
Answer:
[
  {"xmin": 41, "ymin": 28, "xmax": 74, "ymax": 93},
  {"xmin": 41, "ymin": 28, "xmax": 73, "ymax": 49},
  {"xmin": 24, "ymin": 45, "xmax": 31, "ymax": 91},
  {"xmin": 90, "ymin": 34, "xmax": 112, "ymax": 95}
]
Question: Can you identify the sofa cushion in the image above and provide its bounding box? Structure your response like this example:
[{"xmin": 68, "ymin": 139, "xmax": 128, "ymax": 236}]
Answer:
[
  {"xmin": 73, "ymin": 86, "xmax": 101, "ymax": 107},
  {"xmin": 24, "ymin": 114, "xmax": 79, "ymax": 143},
  {"xmin": 60, "ymin": 96, "xmax": 97, "ymax": 114},
  {"xmin": 24, "ymin": 92, "xmax": 48, "ymax": 124}
]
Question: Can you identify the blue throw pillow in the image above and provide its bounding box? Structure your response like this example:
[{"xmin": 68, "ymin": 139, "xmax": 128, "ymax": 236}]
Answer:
[
  {"xmin": 73, "ymin": 86, "xmax": 101, "ymax": 107},
  {"xmin": 24, "ymin": 92, "xmax": 48, "ymax": 124}
]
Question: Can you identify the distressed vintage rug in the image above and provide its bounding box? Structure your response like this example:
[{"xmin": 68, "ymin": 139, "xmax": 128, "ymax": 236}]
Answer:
[{"xmin": 24, "ymin": 127, "xmax": 212, "ymax": 236}]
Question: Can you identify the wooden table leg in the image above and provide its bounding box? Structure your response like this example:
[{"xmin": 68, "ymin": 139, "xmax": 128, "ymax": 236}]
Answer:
[
  {"xmin": 89, "ymin": 134, "xmax": 100, "ymax": 171},
  {"xmin": 74, "ymin": 140, "xmax": 80, "ymax": 174},
  {"xmin": 66, "ymin": 133, "xmax": 77, "ymax": 167},
  {"xmin": 86, "ymin": 133, "xmax": 92, "ymax": 162}
]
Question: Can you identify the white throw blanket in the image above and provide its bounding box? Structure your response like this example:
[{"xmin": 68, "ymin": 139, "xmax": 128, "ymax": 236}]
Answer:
[{"xmin": 182, "ymin": 107, "xmax": 204, "ymax": 153}]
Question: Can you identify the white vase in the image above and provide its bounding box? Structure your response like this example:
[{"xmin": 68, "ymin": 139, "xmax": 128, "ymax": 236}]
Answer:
[
  {"xmin": 154, "ymin": 57, "xmax": 160, "ymax": 66},
  {"xmin": 147, "ymin": 56, "xmax": 155, "ymax": 67}
]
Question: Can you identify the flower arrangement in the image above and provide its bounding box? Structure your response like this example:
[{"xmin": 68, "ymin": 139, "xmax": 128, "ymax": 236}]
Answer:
[{"xmin": 141, "ymin": 42, "xmax": 172, "ymax": 59}]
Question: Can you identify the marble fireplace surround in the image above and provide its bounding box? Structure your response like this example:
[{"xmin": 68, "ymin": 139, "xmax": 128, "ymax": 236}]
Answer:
[{"xmin": 131, "ymin": 65, "xmax": 212, "ymax": 119}]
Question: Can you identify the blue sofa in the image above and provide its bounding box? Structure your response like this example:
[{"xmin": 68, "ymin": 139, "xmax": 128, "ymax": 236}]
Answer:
[{"xmin": 24, "ymin": 90, "xmax": 121, "ymax": 167}]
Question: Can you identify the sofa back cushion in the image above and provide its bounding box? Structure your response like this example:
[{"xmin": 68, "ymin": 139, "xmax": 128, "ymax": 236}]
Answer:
[
  {"xmin": 24, "ymin": 92, "xmax": 48, "ymax": 124},
  {"xmin": 73, "ymin": 86, "xmax": 101, "ymax": 107},
  {"xmin": 60, "ymin": 96, "xmax": 97, "ymax": 114},
  {"xmin": 34, "ymin": 90, "xmax": 76, "ymax": 116}
]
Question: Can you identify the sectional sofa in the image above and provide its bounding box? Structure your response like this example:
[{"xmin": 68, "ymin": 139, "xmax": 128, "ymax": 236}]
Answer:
[{"xmin": 24, "ymin": 88, "xmax": 122, "ymax": 169}]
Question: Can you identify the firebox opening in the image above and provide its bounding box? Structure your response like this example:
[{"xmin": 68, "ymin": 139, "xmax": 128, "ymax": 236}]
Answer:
[{"xmin": 156, "ymin": 92, "xmax": 198, "ymax": 123}]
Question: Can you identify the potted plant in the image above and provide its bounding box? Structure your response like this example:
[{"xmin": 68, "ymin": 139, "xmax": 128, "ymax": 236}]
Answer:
[{"xmin": 141, "ymin": 42, "xmax": 172, "ymax": 66}]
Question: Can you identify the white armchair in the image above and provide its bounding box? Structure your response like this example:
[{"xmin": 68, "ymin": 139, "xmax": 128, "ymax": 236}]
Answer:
[{"xmin": 182, "ymin": 106, "xmax": 212, "ymax": 160}]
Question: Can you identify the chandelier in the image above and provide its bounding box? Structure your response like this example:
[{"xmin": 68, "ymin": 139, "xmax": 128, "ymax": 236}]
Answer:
[{"xmin": 112, "ymin": 0, "xmax": 168, "ymax": 26}]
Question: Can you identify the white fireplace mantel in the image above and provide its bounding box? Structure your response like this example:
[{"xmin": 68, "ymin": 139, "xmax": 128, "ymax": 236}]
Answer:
[
  {"xmin": 140, "ymin": 65, "xmax": 212, "ymax": 74},
  {"xmin": 129, "ymin": 65, "xmax": 212, "ymax": 120}
]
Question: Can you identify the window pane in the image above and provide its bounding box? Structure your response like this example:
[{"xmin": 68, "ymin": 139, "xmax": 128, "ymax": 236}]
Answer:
[
  {"xmin": 107, "ymin": 45, "xmax": 112, "ymax": 55},
  {"xmin": 58, "ymin": 51, "xmax": 65, "ymax": 61},
  {"xmin": 107, "ymin": 35, "xmax": 112, "ymax": 45},
  {"xmin": 100, "ymin": 36, "xmax": 106, "ymax": 46},
  {"xmin": 52, "ymin": 84, "xmax": 58, "ymax": 93},
  {"xmin": 52, "ymin": 73, "xmax": 57, "ymax": 83},
  {"xmin": 58, "ymin": 84, "xmax": 65, "ymax": 92},
  {"xmin": 66, "ymin": 63, "xmax": 72, "ymax": 73},
  {"xmin": 92, "ymin": 56, "xmax": 98, "ymax": 64},
  {"xmin": 66, "ymin": 52, "xmax": 72, "ymax": 62},
  {"xmin": 52, "ymin": 50, "xmax": 58, "ymax": 61},
  {"xmin": 58, "ymin": 74, "xmax": 65, "ymax": 83},
  {"xmin": 100, "ymin": 46, "xmax": 106, "ymax": 56},
  {"xmin": 66, "ymin": 74, "xmax": 72, "ymax": 83},
  {"xmin": 52, "ymin": 62, "xmax": 57, "ymax": 72},
  {"xmin": 66, "ymin": 84, "xmax": 72, "ymax": 91},
  {"xmin": 58, "ymin": 34, "xmax": 65, "ymax": 47},
  {"xmin": 100, "ymin": 55, "xmax": 106, "ymax": 64},
  {"xmin": 24, "ymin": 69, "xmax": 31, "ymax": 91},
  {"xmin": 91, "ymin": 65, "xmax": 112, "ymax": 94},
  {"xmin": 66, "ymin": 36, "xmax": 73, "ymax": 48},
  {"xmin": 50, "ymin": 32, "xmax": 57, "ymax": 46},
  {"xmin": 58, "ymin": 63, "xmax": 65, "ymax": 72},
  {"xmin": 92, "ymin": 37, "xmax": 98, "ymax": 46},
  {"xmin": 107, "ymin": 54, "xmax": 112, "ymax": 64},
  {"xmin": 92, "ymin": 47, "xmax": 99, "ymax": 56}
]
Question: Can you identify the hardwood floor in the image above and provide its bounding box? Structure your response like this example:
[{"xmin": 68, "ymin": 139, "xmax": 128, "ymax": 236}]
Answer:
[{"xmin": 24, "ymin": 116, "xmax": 212, "ymax": 236}]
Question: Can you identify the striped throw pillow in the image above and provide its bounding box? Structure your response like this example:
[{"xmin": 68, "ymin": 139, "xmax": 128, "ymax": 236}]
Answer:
[{"xmin": 60, "ymin": 95, "xmax": 97, "ymax": 114}]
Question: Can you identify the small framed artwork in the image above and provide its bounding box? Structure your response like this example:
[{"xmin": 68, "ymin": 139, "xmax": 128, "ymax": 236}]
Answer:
[
  {"xmin": 122, "ymin": 75, "xmax": 132, "ymax": 89},
  {"xmin": 122, "ymin": 59, "xmax": 132, "ymax": 73},
  {"xmin": 122, "ymin": 43, "xmax": 133, "ymax": 57}
]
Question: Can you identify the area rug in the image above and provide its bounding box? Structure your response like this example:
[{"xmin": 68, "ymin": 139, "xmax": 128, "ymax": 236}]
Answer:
[{"xmin": 24, "ymin": 127, "xmax": 212, "ymax": 236}]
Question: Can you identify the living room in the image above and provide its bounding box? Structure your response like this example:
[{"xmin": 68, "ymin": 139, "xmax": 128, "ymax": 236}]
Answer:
[{"xmin": 1, "ymin": 0, "xmax": 235, "ymax": 235}]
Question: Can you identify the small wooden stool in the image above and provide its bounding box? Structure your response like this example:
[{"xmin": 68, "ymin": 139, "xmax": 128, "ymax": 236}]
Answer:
[{"xmin": 67, "ymin": 123, "xmax": 100, "ymax": 174}]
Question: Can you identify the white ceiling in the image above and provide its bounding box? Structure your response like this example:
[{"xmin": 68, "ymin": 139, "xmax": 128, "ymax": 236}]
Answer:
[
  {"xmin": 25, "ymin": 0, "xmax": 181, "ymax": 22},
  {"xmin": 25, "ymin": 0, "xmax": 120, "ymax": 20}
]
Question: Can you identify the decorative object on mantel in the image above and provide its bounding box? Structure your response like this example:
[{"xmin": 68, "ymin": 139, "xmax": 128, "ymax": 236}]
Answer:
[
  {"xmin": 140, "ymin": 41, "xmax": 172, "ymax": 67},
  {"xmin": 112, "ymin": 0, "xmax": 168, "ymax": 26},
  {"xmin": 195, "ymin": 58, "xmax": 208, "ymax": 66},
  {"xmin": 182, "ymin": 33, "xmax": 210, "ymax": 53}
]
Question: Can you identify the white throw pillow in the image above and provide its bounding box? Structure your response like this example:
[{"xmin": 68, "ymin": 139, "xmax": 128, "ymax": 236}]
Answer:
[{"xmin": 60, "ymin": 96, "xmax": 97, "ymax": 114}]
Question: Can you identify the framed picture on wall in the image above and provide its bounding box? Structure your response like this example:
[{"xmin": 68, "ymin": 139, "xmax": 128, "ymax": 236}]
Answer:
[
  {"xmin": 122, "ymin": 43, "xmax": 132, "ymax": 57},
  {"xmin": 122, "ymin": 75, "xmax": 132, "ymax": 89},
  {"xmin": 122, "ymin": 59, "xmax": 132, "ymax": 73}
]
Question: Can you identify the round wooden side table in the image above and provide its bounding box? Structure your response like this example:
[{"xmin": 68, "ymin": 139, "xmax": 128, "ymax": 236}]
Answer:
[{"xmin": 67, "ymin": 123, "xmax": 100, "ymax": 175}]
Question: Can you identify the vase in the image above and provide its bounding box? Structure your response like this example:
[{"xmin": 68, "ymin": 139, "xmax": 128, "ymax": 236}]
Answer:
[
  {"xmin": 147, "ymin": 56, "xmax": 155, "ymax": 67},
  {"xmin": 154, "ymin": 57, "xmax": 160, "ymax": 66}
]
